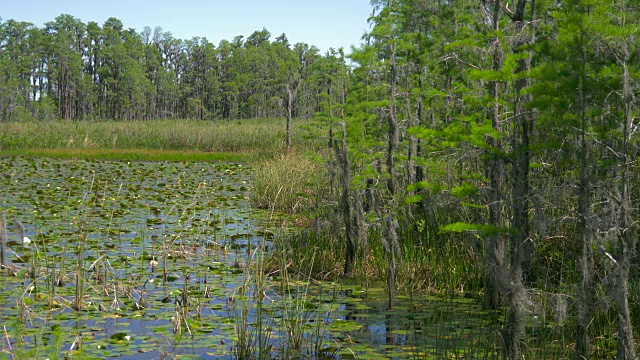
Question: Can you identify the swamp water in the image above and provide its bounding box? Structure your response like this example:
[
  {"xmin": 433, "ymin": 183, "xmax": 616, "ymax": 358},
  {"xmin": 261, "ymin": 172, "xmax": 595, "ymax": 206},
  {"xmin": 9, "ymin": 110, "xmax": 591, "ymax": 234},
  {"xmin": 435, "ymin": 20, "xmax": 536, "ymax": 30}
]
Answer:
[{"xmin": 0, "ymin": 157, "xmax": 502, "ymax": 359}]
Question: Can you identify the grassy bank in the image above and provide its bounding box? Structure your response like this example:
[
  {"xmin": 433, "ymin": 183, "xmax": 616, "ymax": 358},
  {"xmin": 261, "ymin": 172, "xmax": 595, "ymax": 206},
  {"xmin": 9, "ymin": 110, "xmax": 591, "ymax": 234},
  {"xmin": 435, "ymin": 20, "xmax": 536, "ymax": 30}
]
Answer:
[{"xmin": 0, "ymin": 118, "xmax": 323, "ymax": 159}]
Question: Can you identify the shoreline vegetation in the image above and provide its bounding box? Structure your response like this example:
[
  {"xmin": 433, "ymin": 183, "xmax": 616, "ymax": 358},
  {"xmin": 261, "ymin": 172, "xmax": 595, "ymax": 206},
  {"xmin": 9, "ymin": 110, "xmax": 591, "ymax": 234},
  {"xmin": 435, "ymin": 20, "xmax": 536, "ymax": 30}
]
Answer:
[
  {"xmin": 0, "ymin": 117, "xmax": 472, "ymax": 294},
  {"xmin": 0, "ymin": 118, "xmax": 315, "ymax": 157},
  {"xmin": 0, "ymin": 148, "xmax": 254, "ymax": 162},
  {"xmin": 2, "ymin": 0, "xmax": 640, "ymax": 356}
]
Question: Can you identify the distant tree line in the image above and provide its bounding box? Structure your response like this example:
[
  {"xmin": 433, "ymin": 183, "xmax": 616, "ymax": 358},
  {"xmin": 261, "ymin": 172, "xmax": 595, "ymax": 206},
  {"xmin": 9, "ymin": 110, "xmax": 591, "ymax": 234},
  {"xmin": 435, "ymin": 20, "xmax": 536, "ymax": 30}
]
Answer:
[{"xmin": 0, "ymin": 15, "xmax": 343, "ymax": 121}]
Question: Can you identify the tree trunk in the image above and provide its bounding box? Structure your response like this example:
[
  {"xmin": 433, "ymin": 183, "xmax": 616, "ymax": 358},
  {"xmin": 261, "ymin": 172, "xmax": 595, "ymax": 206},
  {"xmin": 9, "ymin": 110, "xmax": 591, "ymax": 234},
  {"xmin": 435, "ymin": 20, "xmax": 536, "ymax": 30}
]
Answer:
[
  {"xmin": 574, "ymin": 39, "xmax": 595, "ymax": 360},
  {"xmin": 384, "ymin": 214, "xmax": 398, "ymax": 308},
  {"xmin": 336, "ymin": 107, "xmax": 355, "ymax": 276},
  {"xmin": 333, "ymin": 76, "xmax": 357, "ymax": 276},
  {"xmin": 285, "ymin": 77, "xmax": 301, "ymax": 153},
  {"xmin": 385, "ymin": 42, "xmax": 400, "ymax": 308},
  {"xmin": 486, "ymin": 0, "xmax": 506, "ymax": 310},
  {"xmin": 614, "ymin": 273, "xmax": 636, "ymax": 360},
  {"xmin": 505, "ymin": 0, "xmax": 535, "ymax": 355},
  {"xmin": 405, "ymin": 66, "xmax": 417, "ymax": 189},
  {"xmin": 387, "ymin": 43, "xmax": 398, "ymax": 196},
  {"xmin": 505, "ymin": 280, "xmax": 527, "ymax": 359},
  {"xmin": 286, "ymin": 83, "xmax": 293, "ymax": 152},
  {"xmin": 612, "ymin": 57, "xmax": 637, "ymax": 360}
]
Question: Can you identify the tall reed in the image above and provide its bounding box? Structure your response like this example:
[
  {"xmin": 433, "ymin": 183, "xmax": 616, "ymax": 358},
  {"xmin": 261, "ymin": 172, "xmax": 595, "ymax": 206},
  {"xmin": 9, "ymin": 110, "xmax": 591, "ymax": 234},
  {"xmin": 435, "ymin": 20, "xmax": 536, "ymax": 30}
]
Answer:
[
  {"xmin": 253, "ymin": 151, "xmax": 327, "ymax": 214},
  {"xmin": 0, "ymin": 118, "xmax": 323, "ymax": 156}
]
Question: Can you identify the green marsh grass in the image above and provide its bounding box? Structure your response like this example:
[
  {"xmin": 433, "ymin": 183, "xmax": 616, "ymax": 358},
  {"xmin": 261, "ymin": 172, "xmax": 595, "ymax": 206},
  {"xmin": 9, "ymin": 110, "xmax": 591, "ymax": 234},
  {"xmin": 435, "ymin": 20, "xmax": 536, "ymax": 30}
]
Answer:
[
  {"xmin": 272, "ymin": 222, "xmax": 484, "ymax": 297},
  {"xmin": 254, "ymin": 152, "xmax": 488, "ymax": 296},
  {"xmin": 231, "ymin": 189, "xmax": 339, "ymax": 359},
  {"xmin": 0, "ymin": 118, "xmax": 324, "ymax": 161},
  {"xmin": 253, "ymin": 151, "xmax": 328, "ymax": 214}
]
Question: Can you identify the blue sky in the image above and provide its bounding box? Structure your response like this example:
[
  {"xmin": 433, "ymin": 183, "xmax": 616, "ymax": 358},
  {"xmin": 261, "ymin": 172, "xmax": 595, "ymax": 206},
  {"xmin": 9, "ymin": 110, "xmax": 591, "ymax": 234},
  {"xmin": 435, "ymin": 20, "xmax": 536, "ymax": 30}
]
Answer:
[{"xmin": 2, "ymin": 0, "xmax": 372, "ymax": 53}]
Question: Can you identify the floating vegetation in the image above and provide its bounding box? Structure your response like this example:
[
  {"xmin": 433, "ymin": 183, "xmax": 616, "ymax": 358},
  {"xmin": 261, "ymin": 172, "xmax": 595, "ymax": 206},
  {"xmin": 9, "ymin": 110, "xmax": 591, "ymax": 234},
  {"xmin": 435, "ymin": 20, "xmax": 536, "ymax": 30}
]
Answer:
[{"xmin": 0, "ymin": 157, "xmax": 502, "ymax": 359}]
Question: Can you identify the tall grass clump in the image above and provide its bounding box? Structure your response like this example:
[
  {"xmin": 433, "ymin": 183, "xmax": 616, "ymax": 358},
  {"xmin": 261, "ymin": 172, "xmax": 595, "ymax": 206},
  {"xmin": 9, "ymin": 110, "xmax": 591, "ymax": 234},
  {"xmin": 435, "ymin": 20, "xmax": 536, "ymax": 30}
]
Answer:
[
  {"xmin": 253, "ymin": 151, "xmax": 327, "ymax": 214},
  {"xmin": 258, "ymin": 150, "xmax": 488, "ymax": 296},
  {"xmin": 265, "ymin": 228, "xmax": 343, "ymax": 283}
]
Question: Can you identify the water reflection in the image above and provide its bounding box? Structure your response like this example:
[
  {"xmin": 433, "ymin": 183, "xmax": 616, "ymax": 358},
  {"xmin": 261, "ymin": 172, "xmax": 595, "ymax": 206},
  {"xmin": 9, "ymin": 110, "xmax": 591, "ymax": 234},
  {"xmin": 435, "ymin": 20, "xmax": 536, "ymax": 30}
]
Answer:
[{"xmin": 0, "ymin": 157, "xmax": 502, "ymax": 359}]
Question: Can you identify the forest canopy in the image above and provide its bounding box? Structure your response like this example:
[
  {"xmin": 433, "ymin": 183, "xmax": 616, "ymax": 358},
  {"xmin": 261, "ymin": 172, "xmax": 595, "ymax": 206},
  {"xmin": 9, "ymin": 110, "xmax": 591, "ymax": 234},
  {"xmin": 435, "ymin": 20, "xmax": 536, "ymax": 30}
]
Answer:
[{"xmin": 0, "ymin": 15, "xmax": 335, "ymax": 121}]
